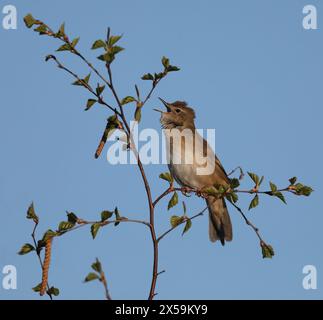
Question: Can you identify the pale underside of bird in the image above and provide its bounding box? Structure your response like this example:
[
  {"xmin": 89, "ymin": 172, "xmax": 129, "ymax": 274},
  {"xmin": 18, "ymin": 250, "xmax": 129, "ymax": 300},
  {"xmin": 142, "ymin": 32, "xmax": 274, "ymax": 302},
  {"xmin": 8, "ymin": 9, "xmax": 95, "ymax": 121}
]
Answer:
[{"xmin": 155, "ymin": 98, "xmax": 233, "ymax": 245}]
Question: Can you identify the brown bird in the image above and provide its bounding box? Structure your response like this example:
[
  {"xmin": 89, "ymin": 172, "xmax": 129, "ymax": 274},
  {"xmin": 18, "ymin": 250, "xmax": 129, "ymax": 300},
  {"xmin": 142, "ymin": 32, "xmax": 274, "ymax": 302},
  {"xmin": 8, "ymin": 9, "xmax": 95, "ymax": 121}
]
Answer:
[{"xmin": 155, "ymin": 98, "xmax": 232, "ymax": 245}]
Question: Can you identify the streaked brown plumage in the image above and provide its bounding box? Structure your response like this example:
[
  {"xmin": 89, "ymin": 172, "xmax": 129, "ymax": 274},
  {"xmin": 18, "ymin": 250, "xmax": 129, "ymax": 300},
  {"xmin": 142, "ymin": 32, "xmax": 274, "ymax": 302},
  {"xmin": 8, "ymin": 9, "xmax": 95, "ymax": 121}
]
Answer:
[{"xmin": 156, "ymin": 98, "xmax": 232, "ymax": 245}]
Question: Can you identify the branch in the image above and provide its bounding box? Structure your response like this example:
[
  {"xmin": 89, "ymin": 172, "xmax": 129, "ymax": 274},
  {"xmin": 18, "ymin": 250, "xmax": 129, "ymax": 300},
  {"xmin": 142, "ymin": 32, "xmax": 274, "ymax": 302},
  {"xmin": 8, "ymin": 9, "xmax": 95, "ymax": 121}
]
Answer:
[{"xmin": 157, "ymin": 207, "xmax": 207, "ymax": 243}]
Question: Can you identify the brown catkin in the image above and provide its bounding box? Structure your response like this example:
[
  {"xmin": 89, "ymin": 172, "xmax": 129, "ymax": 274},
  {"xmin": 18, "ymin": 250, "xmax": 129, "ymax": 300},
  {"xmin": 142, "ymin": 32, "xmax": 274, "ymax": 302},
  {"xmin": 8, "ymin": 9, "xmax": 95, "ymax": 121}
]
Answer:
[{"xmin": 40, "ymin": 238, "xmax": 52, "ymax": 296}]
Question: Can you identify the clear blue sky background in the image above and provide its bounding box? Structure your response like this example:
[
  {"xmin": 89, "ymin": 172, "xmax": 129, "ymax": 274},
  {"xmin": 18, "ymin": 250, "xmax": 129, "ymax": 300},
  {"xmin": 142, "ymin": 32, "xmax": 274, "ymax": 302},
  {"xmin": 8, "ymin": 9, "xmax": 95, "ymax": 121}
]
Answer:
[{"xmin": 0, "ymin": 0, "xmax": 322, "ymax": 300}]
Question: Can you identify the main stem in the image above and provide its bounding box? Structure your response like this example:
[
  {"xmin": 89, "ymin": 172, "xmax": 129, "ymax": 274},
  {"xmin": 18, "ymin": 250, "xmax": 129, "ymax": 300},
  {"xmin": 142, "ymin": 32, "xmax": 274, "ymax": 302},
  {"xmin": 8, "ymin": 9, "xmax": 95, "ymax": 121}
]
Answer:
[{"xmin": 107, "ymin": 65, "xmax": 158, "ymax": 300}]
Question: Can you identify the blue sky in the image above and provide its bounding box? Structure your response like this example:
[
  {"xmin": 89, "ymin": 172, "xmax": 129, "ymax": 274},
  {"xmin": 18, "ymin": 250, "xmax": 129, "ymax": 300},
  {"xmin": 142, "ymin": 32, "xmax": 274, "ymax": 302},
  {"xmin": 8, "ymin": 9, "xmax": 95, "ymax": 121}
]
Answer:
[{"xmin": 0, "ymin": 0, "xmax": 322, "ymax": 299}]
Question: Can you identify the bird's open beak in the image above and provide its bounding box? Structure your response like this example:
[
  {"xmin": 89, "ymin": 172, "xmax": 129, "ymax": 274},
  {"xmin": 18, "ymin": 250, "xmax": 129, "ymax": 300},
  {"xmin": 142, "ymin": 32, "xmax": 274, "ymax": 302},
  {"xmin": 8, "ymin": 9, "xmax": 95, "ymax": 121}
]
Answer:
[{"xmin": 158, "ymin": 97, "xmax": 172, "ymax": 112}]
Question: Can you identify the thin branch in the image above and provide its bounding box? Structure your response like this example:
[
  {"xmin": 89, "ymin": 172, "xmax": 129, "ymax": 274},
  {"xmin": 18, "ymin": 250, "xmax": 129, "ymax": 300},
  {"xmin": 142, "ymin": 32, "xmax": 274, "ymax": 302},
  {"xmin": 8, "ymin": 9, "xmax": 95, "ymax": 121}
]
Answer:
[
  {"xmin": 99, "ymin": 267, "xmax": 112, "ymax": 300},
  {"xmin": 45, "ymin": 55, "xmax": 120, "ymax": 116},
  {"xmin": 153, "ymin": 186, "xmax": 174, "ymax": 207},
  {"xmin": 157, "ymin": 207, "xmax": 207, "ymax": 243}
]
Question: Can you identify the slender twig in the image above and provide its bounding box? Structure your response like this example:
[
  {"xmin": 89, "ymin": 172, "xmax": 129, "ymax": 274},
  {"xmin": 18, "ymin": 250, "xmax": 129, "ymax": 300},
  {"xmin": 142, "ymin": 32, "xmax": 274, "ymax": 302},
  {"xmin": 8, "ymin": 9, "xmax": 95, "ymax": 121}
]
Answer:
[
  {"xmin": 99, "ymin": 267, "xmax": 112, "ymax": 300},
  {"xmin": 45, "ymin": 55, "xmax": 120, "ymax": 116},
  {"xmin": 31, "ymin": 223, "xmax": 53, "ymax": 300},
  {"xmin": 153, "ymin": 186, "xmax": 174, "ymax": 207},
  {"xmin": 157, "ymin": 207, "xmax": 207, "ymax": 243}
]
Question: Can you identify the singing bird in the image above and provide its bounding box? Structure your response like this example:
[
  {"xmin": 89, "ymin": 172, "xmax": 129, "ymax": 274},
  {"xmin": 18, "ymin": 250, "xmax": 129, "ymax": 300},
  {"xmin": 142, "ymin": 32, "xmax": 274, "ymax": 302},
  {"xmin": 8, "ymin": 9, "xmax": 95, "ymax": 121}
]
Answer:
[{"xmin": 155, "ymin": 98, "xmax": 232, "ymax": 245}]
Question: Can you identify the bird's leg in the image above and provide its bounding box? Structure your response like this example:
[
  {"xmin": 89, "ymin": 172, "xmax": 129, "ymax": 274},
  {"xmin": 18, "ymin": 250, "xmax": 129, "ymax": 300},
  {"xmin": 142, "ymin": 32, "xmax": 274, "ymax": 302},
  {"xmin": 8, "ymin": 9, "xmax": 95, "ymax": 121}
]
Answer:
[{"xmin": 180, "ymin": 186, "xmax": 192, "ymax": 197}]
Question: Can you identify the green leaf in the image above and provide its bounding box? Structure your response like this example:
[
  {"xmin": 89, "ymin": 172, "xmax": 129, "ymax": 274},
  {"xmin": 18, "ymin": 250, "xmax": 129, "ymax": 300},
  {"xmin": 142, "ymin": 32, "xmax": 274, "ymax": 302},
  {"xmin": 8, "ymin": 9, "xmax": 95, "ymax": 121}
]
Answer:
[
  {"xmin": 101, "ymin": 210, "xmax": 113, "ymax": 222},
  {"xmin": 203, "ymin": 187, "xmax": 218, "ymax": 197},
  {"xmin": 34, "ymin": 24, "xmax": 47, "ymax": 35},
  {"xmin": 42, "ymin": 229, "xmax": 57, "ymax": 242},
  {"xmin": 85, "ymin": 99, "xmax": 97, "ymax": 111},
  {"xmin": 134, "ymin": 107, "xmax": 142, "ymax": 122},
  {"xmin": 182, "ymin": 219, "xmax": 192, "ymax": 236},
  {"xmin": 98, "ymin": 52, "xmax": 115, "ymax": 63},
  {"xmin": 56, "ymin": 43, "xmax": 71, "ymax": 52},
  {"xmin": 275, "ymin": 192, "xmax": 287, "ymax": 204},
  {"xmin": 159, "ymin": 172, "xmax": 173, "ymax": 183},
  {"xmin": 121, "ymin": 96, "xmax": 136, "ymax": 105},
  {"xmin": 108, "ymin": 35, "xmax": 122, "ymax": 46},
  {"xmin": 294, "ymin": 184, "xmax": 313, "ymax": 196},
  {"xmin": 24, "ymin": 14, "xmax": 36, "ymax": 28},
  {"xmin": 154, "ymin": 72, "xmax": 164, "ymax": 80},
  {"xmin": 96, "ymin": 84, "xmax": 105, "ymax": 96},
  {"xmin": 182, "ymin": 201, "xmax": 187, "ymax": 215},
  {"xmin": 67, "ymin": 212, "xmax": 78, "ymax": 224},
  {"xmin": 248, "ymin": 194, "xmax": 259, "ymax": 210},
  {"xmin": 162, "ymin": 56, "xmax": 170, "ymax": 68},
  {"xmin": 289, "ymin": 177, "xmax": 297, "ymax": 185},
  {"xmin": 168, "ymin": 192, "xmax": 178, "ymax": 210},
  {"xmin": 58, "ymin": 221, "xmax": 75, "ymax": 232},
  {"xmin": 141, "ymin": 73, "xmax": 154, "ymax": 81},
  {"xmin": 230, "ymin": 178, "xmax": 240, "ymax": 189},
  {"xmin": 84, "ymin": 272, "xmax": 99, "ymax": 282},
  {"xmin": 71, "ymin": 37, "xmax": 80, "ymax": 48},
  {"xmin": 261, "ymin": 243, "xmax": 275, "ymax": 259},
  {"xmin": 114, "ymin": 207, "xmax": 121, "ymax": 226},
  {"xmin": 91, "ymin": 258, "xmax": 102, "ymax": 273},
  {"xmin": 47, "ymin": 287, "xmax": 60, "ymax": 296},
  {"xmin": 18, "ymin": 243, "xmax": 35, "ymax": 255},
  {"xmin": 91, "ymin": 223, "xmax": 101, "ymax": 239},
  {"xmin": 248, "ymin": 172, "xmax": 260, "ymax": 185},
  {"xmin": 26, "ymin": 202, "xmax": 39, "ymax": 224},
  {"xmin": 170, "ymin": 215, "xmax": 185, "ymax": 228},
  {"xmin": 166, "ymin": 65, "xmax": 180, "ymax": 72},
  {"xmin": 91, "ymin": 39, "xmax": 106, "ymax": 50},
  {"xmin": 32, "ymin": 283, "xmax": 42, "ymax": 292},
  {"xmin": 259, "ymin": 176, "xmax": 265, "ymax": 186},
  {"xmin": 269, "ymin": 182, "xmax": 277, "ymax": 193},
  {"xmin": 57, "ymin": 23, "xmax": 65, "ymax": 37},
  {"xmin": 84, "ymin": 73, "xmax": 91, "ymax": 84},
  {"xmin": 226, "ymin": 192, "xmax": 238, "ymax": 204},
  {"xmin": 111, "ymin": 46, "xmax": 124, "ymax": 54}
]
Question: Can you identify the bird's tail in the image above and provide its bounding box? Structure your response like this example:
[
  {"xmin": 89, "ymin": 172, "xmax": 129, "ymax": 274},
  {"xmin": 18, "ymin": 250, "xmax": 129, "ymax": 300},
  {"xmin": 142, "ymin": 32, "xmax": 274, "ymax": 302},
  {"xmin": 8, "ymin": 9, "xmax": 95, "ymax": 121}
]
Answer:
[{"xmin": 206, "ymin": 197, "xmax": 233, "ymax": 245}]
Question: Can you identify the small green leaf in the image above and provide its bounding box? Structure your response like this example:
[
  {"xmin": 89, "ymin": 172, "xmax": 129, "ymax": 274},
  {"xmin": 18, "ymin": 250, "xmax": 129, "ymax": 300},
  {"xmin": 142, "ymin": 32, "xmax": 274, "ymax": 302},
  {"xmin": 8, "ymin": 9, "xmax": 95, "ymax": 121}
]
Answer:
[
  {"xmin": 134, "ymin": 107, "xmax": 142, "ymax": 122},
  {"xmin": 91, "ymin": 39, "xmax": 106, "ymax": 50},
  {"xmin": 24, "ymin": 14, "xmax": 36, "ymax": 28},
  {"xmin": 182, "ymin": 201, "xmax": 187, "ymax": 215},
  {"xmin": 226, "ymin": 192, "xmax": 238, "ymax": 204},
  {"xmin": 166, "ymin": 65, "xmax": 180, "ymax": 72},
  {"xmin": 162, "ymin": 56, "xmax": 170, "ymax": 68},
  {"xmin": 101, "ymin": 210, "xmax": 113, "ymax": 222},
  {"xmin": 34, "ymin": 24, "xmax": 47, "ymax": 35},
  {"xmin": 248, "ymin": 194, "xmax": 259, "ymax": 210},
  {"xmin": 230, "ymin": 178, "xmax": 240, "ymax": 189},
  {"xmin": 259, "ymin": 176, "xmax": 265, "ymax": 186},
  {"xmin": 269, "ymin": 182, "xmax": 278, "ymax": 193},
  {"xmin": 91, "ymin": 223, "xmax": 101, "ymax": 239},
  {"xmin": 71, "ymin": 37, "xmax": 80, "ymax": 48},
  {"xmin": 56, "ymin": 43, "xmax": 71, "ymax": 52},
  {"xmin": 154, "ymin": 72, "xmax": 164, "ymax": 80},
  {"xmin": 26, "ymin": 202, "xmax": 39, "ymax": 224},
  {"xmin": 248, "ymin": 172, "xmax": 260, "ymax": 185},
  {"xmin": 108, "ymin": 35, "xmax": 122, "ymax": 46},
  {"xmin": 85, "ymin": 99, "xmax": 97, "ymax": 111},
  {"xmin": 84, "ymin": 73, "xmax": 91, "ymax": 84},
  {"xmin": 141, "ymin": 73, "xmax": 154, "ymax": 81},
  {"xmin": 58, "ymin": 221, "xmax": 75, "ymax": 232},
  {"xmin": 111, "ymin": 46, "xmax": 124, "ymax": 54},
  {"xmin": 67, "ymin": 212, "xmax": 78, "ymax": 224},
  {"xmin": 47, "ymin": 287, "xmax": 60, "ymax": 296},
  {"xmin": 32, "ymin": 283, "xmax": 42, "ymax": 292},
  {"xmin": 57, "ymin": 23, "xmax": 65, "ymax": 37},
  {"xmin": 289, "ymin": 177, "xmax": 297, "ymax": 185},
  {"xmin": 84, "ymin": 272, "xmax": 99, "ymax": 282},
  {"xmin": 96, "ymin": 84, "xmax": 105, "ymax": 96},
  {"xmin": 168, "ymin": 192, "xmax": 178, "ymax": 210},
  {"xmin": 91, "ymin": 258, "xmax": 102, "ymax": 273},
  {"xmin": 170, "ymin": 215, "xmax": 185, "ymax": 228},
  {"xmin": 203, "ymin": 187, "xmax": 218, "ymax": 197},
  {"xmin": 275, "ymin": 192, "xmax": 287, "ymax": 204},
  {"xmin": 18, "ymin": 243, "xmax": 35, "ymax": 255},
  {"xmin": 159, "ymin": 172, "xmax": 173, "ymax": 183},
  {"xmin": 42, "ymin": 229, "xmax": 57, "ymax": 242},
  {"xmin": 121, "ymin": 96, "xmax": 136, "ymax": 105},
  {"xmin": 182, "ymin": 219, "xmax": 192, "ymax": 236},
  {"xmin": 261, "ymin": 243, "xmax": 275, "ymax": 259}
]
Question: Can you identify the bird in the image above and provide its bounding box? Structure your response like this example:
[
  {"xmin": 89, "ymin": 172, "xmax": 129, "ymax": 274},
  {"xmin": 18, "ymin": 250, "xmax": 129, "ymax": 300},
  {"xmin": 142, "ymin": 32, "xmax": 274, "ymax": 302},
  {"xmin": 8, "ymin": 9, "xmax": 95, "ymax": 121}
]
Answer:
[{"xmin": 154, "ymin": 98, "xmax": 232, "ymax": 245}]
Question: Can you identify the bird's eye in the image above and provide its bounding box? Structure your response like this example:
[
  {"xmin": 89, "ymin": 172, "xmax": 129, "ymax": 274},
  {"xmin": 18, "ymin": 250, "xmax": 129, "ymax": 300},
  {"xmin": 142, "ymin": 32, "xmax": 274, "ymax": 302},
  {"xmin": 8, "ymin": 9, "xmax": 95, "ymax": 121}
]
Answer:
[{"xmin": 175, "ymin": 108, "xmax": 181, "ymax": 113}]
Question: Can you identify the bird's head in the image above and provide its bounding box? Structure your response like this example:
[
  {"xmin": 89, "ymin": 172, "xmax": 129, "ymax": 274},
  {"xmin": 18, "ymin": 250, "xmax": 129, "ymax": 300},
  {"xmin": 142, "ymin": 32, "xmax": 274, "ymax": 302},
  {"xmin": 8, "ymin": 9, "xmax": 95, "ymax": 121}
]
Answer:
[{"xmin": 154, "ymin": 98, "xmax": 196, "ymax": 129}]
